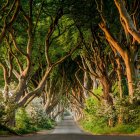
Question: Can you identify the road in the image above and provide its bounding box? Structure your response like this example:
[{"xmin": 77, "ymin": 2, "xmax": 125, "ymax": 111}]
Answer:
[
  {"xmin": 52, "ymin": 116, "xmax": 82, "ymax": 134},
  {"xmin": 0, "ymin": 116, "xmax": 140, "ymax": 140}
]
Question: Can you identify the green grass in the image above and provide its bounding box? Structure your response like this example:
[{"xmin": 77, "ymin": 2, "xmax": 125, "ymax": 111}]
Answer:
[
  {"xmin": 0, "ymin": 119, "xmax": 55, "ymax": 135},
  {"xmin": 133, "ymin": 127, "xmax": 140, "ymax": 134},
  {"xmin": 13, "ymin": 127, "xmax": 37, "ymax": 134},
  {"xmin": 13, "ymin": 121, "xmax": 55, "ymax": 135},
  {"xmin": 109, "ymin": 125, "xmax": 137, "ymax": 134},
  {"xmin": 80, "ymin": 119, "xmax": 140, "ymax": 135},
  {"xmin": 0, "ymin": 130, "xmax": 11, "ymax": 135},
  {"xmin": 0, "ymin": 124, "xmax": 55, "ymax": 135}
]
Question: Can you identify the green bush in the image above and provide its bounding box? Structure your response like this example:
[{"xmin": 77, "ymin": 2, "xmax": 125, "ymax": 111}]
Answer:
[
  {"xmin": 110, "ymin": 125, "xmax": 137, "ymax": 134},
  {"xmin": 14, "ymin": 107, "xmax": 55, "ymax": 134},
  {"xmin": 15, "ymin": 107, "xmax": 37, "ymax": 134},
  {"xmin": 16, "ymin": 108, "xmax": 31, "ymax": 129},
  {"xmin": 37, "ymin": 118, "xmax": 55, "ymax": 129},
  {"xmin": 134, "ymin": 127, "xmax": 140, "ymax": 134},
  {"xmin": 27, "ymin": 98, "xmax": 56, "ymax": 130},
  {"xmin": 80, "ymin": 88, "xmax": 140, "ymax": 135},
  {"xmin": 0, "ymin": 92, "xmax": 5, "ymax": 125}
]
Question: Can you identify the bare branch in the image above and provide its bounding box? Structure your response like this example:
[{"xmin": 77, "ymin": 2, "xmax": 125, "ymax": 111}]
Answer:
[
  {"xmin": 45, "ymin": 8, "xmax": 63, "ymax": 66},
  {"xmin": 6, "ymin": 37, "xmax": 23, "ymax": 73},
  {"xmin": 0, "ymin": 62, "xmax": 8, "ymax": 84},
  {"xmin": 75, "ymin": 69, "xmax": 101, "ymax": 101},
  {"xmin": 33, "ymin": 0, "xmax": 45, "ymax": 34},
  {"xmin": 0, "ymin": 0, "xmax": 20, "ymax": 44},
  {"xmin": 77, "ymin": 59, "xmax": 99, "ymax": 78},
  {"xmin": 9, "ymin": 29, "xmax": 27, "ymax": 57}
]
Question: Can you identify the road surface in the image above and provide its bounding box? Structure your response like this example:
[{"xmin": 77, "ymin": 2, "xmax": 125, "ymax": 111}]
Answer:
[
  {"xmin": 0, "ymin": 116, "xmax": 140, "ymax": 140},
  {"xmin": 52, "ymin": 116, "xmax": 82, "ymax": 134}
]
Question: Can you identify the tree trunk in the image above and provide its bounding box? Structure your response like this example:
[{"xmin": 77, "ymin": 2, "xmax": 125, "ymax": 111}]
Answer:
[
  {"xmin": 90, "ymin": 75, "xmax": 98, "ymax": 90},
  {"xmin": 116, "ymin": 58, "xmax": 123, "ymax": 98},
  {"xmin": 83, "ymin": 71, "xmax": 89, "ymax": 98},
  {"xmin": 124, "ymin": 51, "xmax": 135, "ymax": 101},
  {"xmin": 4, "ymin": 84, "xmax": 9, "ymax": 102},
  {"xmin": 15, "ymin": 77, "xmax": 27, "ymax": 102},
  {"xmin": 44, "ymin": 93, "xmax": 51, "ymax": 112},
  {"xmin": 99, "ymin": 23, "xmax": 136, "ymax": 101},
  {"xmin": 108, "ymin": 118, "xmax": 114, "ymax": 127},
  {"xmin": 100, "ymin": 76, "xmax": 113, "ymax": 105},
  {"xmin": 116, "ymin": 59, "xmax": 124, "ymax": 124},
  {"xmin": 117, "ymin": 70, "xmax": 123, "ymax": 98},
  {"xmin": 114, "ymin": 0, "xmax": 140, "ymax": 43},
  {"xmin": 6, "ymin": 110, "xmax": 16, "ymax": 127},
  {"xmin": 118, "ymin": 107, "xmax": 123, "ymax": 124}
]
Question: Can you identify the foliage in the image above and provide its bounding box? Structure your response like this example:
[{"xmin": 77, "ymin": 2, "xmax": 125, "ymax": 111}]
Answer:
[
  {"xmin": 80, "ymin": 88, "xmax": 140, "ymax": 134},
  {"xmin": 15, "ymin": 108, "xmax": 35, "ymax": 134},
  {"xmin": 0, "ymin": 93, "xmax": 16, "ymax": 127},
  {"xmin": 14, "ymin": 105, "xmax": 55, "ymax": 134},
  {"xmin": 0, "ymin": 97, "xmax": 55, "ymax": 135},
  {"xmin": 0, "ymin": 92, "xmax": 5, "ymax": 125},
  {"xmin": 27, "ymin": 98, "xmax": 55, "ymax": 129},
  {"xmin": 0, "ymin": 0, "xmax": 139, "ymax": 136}
]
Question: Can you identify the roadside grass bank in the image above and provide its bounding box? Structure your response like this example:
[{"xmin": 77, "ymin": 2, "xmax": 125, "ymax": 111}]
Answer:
[
  {"xmin": 79, "ymin": 119, "xmax": 140, "ymax": 135},
  {"xmin": 0, "ymin": 121, "xmax": 55, "ymax": 136},
  {"xmin": 0, "ymin": 107, "xmax": 56, "ymax": 136}
]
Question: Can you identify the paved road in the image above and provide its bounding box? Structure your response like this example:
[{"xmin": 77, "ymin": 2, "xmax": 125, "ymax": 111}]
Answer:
[
  {"xmin": 52, "ymin": 116, "xmax": 82, "ymax": 134},
  {"xmin": 0, "ymin": 116, "xmax": 140, "ymax": 140}
]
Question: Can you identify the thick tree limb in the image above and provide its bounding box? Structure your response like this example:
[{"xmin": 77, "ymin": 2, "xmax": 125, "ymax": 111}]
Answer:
[
  {"xmin": 99, "ymin": 22, "xmax": 125, "ymax": 60},
  {"xmin": 45, "ymin": 8, "xmax": 63, "ymax": 66},
  {"xmin": 0, "ymin": 0, "xmax": 20, "ymax": 44},
  {"xmin": 114, "ymin": 0, "xmax": 140, "ymax": 43}
]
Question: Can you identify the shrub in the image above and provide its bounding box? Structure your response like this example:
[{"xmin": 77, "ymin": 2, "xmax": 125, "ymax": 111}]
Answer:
[
  {"xmin": 16, "ymin": 108, "xmax": 32, "ymax": 129},
  {"xmin": 15, "ymin": 107, "xmax": 36, "ymax": 134},
  {"xmin": 80, "ymin": 86, "xmax": 140, "ymax": 135},
  {"xmin": 27, "ymin": 98, "xmax": 55, "ymax": 129},
  {"xmin": 0, "ymin": 92, "xmax": 5, "ymax": 125}
]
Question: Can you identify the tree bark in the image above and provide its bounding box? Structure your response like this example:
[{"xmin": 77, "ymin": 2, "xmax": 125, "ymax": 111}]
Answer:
[
  {"xmin": 100, "ymin": 76, "xmax": 113, "ymax": 106},
  {"xmin": 83, "ymin": 71, "xmax": 89, "ymax": 98},
  {"xmin": 6, "ymin": 109, "xmax": 16, "ymax": 127},
  {"xmin": 124, "ymin": 51, "xmax": 135, "ymax": 100},
  {"xmin": 114, "ymin": 0, "xmax": 140, "ymax": 43},
  {"xmin": 116, "ymin": 57, "xmax": 123, "ymax": 98},
  {"xmin": 99, "ymin": 23, "xmax": 136, "ymax": 101}
]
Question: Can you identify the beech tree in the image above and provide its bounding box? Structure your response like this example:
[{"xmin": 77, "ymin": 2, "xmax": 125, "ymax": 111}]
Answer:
[
  {"xmin": 0, "ymin": 0, "xmax": 80, "ymax": 126},
  {"xmin": 0, "ymin": 0, "xmax": 139, "ymax": 130},
  {"xmin": 98, "ymin": 0, "xmax": 140, "ymax": 101}
]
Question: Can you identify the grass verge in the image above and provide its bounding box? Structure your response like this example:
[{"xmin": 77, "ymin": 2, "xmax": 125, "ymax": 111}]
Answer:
[{"xmin": 80, "ymin": 120, "xmax": 140, "ymax": 135}]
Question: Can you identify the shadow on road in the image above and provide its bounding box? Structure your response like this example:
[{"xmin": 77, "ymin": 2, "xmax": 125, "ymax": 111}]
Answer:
[{"xmin": 0, "ymin": 134, "xmax": 140, "ymax": 140}]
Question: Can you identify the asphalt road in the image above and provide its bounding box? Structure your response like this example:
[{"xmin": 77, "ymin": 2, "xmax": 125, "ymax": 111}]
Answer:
[
  {"xmin": 52, "ymin": 116, "xmax": 82, "ymax": 134},
  {"xmin": 0, "ymin": 116, "xmax": 140, "ymax": 140}
]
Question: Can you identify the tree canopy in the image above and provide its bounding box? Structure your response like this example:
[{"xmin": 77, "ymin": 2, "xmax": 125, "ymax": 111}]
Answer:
[{"xmin": 0, "ymin": 0, "xmax": 140, "ymax": 135}]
